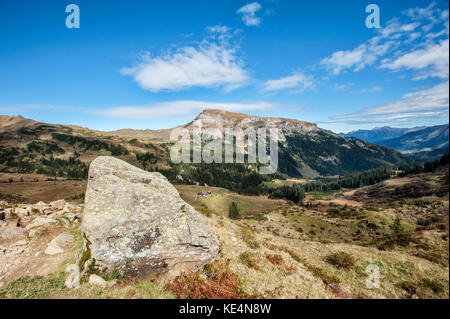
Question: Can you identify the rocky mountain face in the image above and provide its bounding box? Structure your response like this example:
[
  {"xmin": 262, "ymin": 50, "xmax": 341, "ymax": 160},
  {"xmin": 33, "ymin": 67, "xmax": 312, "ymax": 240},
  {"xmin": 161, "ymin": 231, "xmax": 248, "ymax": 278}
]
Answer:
[
  {"xmin": 186, "ymin": 109, "xmax": 319, "ymax": 141},
  {"xmin": 188, "ymin": 110, "xmax": 410, "ymax": 177}
]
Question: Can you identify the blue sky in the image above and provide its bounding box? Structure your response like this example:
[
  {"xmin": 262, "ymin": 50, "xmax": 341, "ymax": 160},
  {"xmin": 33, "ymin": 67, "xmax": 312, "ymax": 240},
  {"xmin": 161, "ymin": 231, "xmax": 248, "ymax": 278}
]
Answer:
[{"xmin": 0, "ymin": 0, "xmax": 448, "ymax": 133}]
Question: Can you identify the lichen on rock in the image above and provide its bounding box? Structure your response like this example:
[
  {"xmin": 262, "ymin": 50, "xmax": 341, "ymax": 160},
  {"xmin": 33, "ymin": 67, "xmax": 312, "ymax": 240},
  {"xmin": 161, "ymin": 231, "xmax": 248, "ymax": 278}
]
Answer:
[{"xmin": 76, "ymin": 156, "xmax": 219, "ymax": 280}]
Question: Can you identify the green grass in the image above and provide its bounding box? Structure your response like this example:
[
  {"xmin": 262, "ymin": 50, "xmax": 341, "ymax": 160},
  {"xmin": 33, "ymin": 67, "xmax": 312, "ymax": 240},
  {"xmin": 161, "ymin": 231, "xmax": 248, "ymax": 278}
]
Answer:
[{"xmin": 0, "ymin": 273, "xmax": 66, "ymax": 299}]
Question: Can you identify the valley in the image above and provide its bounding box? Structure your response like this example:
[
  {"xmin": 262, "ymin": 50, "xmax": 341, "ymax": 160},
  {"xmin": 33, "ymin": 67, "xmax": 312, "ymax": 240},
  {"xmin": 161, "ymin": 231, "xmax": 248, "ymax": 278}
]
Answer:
[
  {"xmin": 0, "ymin": 111, "xmax": 448, "ymax": 299},
  {"xmin": 0, "ymin": 161, "xmax": 448, "ymax": 299}
]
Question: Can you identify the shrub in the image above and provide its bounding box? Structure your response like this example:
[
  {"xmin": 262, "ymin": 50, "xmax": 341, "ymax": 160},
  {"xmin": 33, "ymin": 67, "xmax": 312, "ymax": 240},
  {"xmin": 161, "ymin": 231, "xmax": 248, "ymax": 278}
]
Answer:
[
  {"xmin": 228, "ymin": 202, "xmax": 240, "ymax": 220},
  {"xmin": 265, "ymin": 254, "xmax": 284, "ymax": 266},
  {"xmin": 195, "ymin": 206, "xmax": 213, "ymax": 217},
  {"xmin": 239, "ymin": 252, "xmax": 261, "ymax": 270},
  {"xmin": 422, "ymin": 278, "xmax": 444, "ymax": 294},
  {"xmin": 165, "ymin": 260, "xmax": 258, "ymax": 299},
  {"xmin": 252, "ymin": 214, "xmax": 267, "ymax": 221},
  {"xmin": 325, "ymin": 252, "xmax": 355, "ymax": 269},
  {"xmin": 240, "ymin": 227, "xmax": 260, "ymax": 249}
]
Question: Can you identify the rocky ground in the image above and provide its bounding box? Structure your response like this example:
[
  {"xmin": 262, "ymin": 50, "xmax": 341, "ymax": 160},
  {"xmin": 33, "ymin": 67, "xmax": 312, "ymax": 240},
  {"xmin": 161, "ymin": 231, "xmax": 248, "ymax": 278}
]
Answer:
[{"xmin": 0, "ymin": 199, "xmax": 82, "ymax": 289}]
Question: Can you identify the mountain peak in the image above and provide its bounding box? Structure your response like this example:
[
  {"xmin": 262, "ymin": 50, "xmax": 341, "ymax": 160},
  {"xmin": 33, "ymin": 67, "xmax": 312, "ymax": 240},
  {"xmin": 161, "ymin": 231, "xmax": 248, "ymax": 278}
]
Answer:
[{"xmin": 198, "ymin": 109, "xmax": 316, "ymax": 127}]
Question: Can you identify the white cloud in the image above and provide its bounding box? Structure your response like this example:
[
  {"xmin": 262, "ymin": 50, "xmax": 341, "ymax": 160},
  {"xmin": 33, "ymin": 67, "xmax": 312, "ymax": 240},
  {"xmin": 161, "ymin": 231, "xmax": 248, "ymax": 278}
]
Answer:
[
  {"xmin": 262, "ymin": 72, "xmax": 315, "ymax": 93},
  {"xmin": 358, "ymin": 86, "xmax": 383, "ymax": 93},
  {"xmin": 320, "ymin": 40, "xmax": 394, "ymax": 75},
  {"xmin": 332, "ymin": 82, "xmax": 449, "ymax": 121},
  {"xmin": 320, "ymin": 3, "xmax": 448, "ymax": 77},
  {"xmin": 325, "ymin": 110, "xmax": 449, "ymax": 125},
  {"xmin": 95, "ymin": 100, "xmax": 276, "ymax": 120},
  {"xmin": 332, "ymin": 83, "xmax": 354, "ymax": 92},
  {"xmin": 121, "ymin": 26, "xmax": 249, "ymax": 92},
  {"xmin": 382, "ymin": 38, "xmax": 449, "ymax": 80},
  {"xmin": 237, "ymin": 2, "xmax": 262, "ymax": 26}
]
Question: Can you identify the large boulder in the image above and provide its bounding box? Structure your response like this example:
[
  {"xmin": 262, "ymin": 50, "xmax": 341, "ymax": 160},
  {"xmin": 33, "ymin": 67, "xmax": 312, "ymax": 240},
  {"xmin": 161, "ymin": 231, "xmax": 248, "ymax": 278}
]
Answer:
[{"xmin": 78, "ymin": 156, "xmax": 219, "ymax": 280}]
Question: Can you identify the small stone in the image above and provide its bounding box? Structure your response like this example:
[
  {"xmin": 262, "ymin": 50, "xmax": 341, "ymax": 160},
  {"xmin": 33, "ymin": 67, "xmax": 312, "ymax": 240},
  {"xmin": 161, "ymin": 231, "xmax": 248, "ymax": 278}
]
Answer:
[
  {"xmin": 63, "ymin": 213, "xmax": 77, "ymax": 223},
  {"xmin": 49, "ymin": 199, "xmax": 65, "ymax": 211},
  {"xmin": 35, "ymin": 201, "xmax": 47, "ymax": 209},
  {"xmin": 25, "ymin": 217, "xmax": 57, "ymax": 231},
  {"xmin": 45, "ymin": 242, "xmax": 64, "ymax": 255},
  {"xmin": 12, "ymin": 239, "xmax": 27, "ymax": 246},
  {"xmin": 14, "ymin": 247, "xmax": 24, "ymax": 255},
  {"xmin": 45, "ymin": 233, "xmax": 74, "ymax": 255},
  {"xmin": 65, "ymin": 267, "xmax": 80, "ymax": 289},
  {"xmin": 3, "ymin": 208, "xmax": 12, "ymax": 219},
  {"xmin": 66, "ymin": 264, "xmax": 77, "ymax": 273},
  {"xmin": 15, "ymin": 207, "xmax": 28, "ymax": 218},
  {"xmin": 47, "ymin": 210, "xmax": 65, "ymax": 219},
  {"xmin": 0, "ymin": 224, "xmax": 27, "ymax": 241},
  {"xmin": 89, "ymin": 274, "xmax": 107, "ymax": 287}
]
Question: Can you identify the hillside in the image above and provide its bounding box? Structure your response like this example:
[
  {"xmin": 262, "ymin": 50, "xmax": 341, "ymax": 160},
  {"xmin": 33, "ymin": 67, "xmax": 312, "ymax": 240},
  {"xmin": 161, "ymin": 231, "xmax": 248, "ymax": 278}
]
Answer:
[
  {"xmin": 1, "ymin": 111, "xmax": 410, "ymax": 191},
  {"xmin": 1, "ymin": 160, "xmax": 448, "ymax": 299},
  {"xmin": 189, "ymin": 110, "xmax": 410, "ymax": 178}
]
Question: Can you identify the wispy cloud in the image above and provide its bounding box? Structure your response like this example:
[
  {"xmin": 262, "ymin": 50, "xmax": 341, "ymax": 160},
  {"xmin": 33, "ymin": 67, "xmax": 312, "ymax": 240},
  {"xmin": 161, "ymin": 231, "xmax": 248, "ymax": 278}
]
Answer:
[
  {"xmin": 381, "ymin": 38, "xmax": 449, "ymax": 80},
  {"xmin": 331, "ymin": 82, "xmax": 449, "ymax": 124},
  {"xmin": 121, "ymin": 26, "xmax": 250, "ymax": 92},
  {"xmin": 320, "ymin": 2, "xmax": 448, "ymax": 78},
  {"xmin": 332, "ymin": 83, "xmax": 354, "ymax": 92},
  {"xmin": 323, "ymin": 110, "xmax": 449, "ymax": 125},
  {"xmin": 320, "ymin": 39, "xmax": 394, "ymax": 75},
  {"xmin": 95, "ymin": 100, "xmax": 277, "ymax": 120},
  {"xmin": 262, "ymin": 72, "xmax": 315, "ymax": 93},
  {"xmin": 237, "ymin": 2, "xmax": 263, "ymax": 27},
  {"xmin": 358, "ymin": 86, "xmax": 383, "ymax": 93}
]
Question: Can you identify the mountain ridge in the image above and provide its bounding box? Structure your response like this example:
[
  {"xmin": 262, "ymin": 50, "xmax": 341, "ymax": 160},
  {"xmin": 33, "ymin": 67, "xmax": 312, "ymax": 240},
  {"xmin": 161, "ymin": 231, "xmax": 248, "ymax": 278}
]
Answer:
[{"xmin": 1, "ymin": 111, "xmax": 411, "ymax": 180}]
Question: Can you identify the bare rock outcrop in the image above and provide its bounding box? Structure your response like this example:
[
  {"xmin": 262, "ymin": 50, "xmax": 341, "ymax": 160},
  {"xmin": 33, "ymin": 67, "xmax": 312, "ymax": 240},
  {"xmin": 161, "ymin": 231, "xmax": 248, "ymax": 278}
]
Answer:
[{"xmin": 77, "ymin": 156, "xmax": 219, "ymax": 280}]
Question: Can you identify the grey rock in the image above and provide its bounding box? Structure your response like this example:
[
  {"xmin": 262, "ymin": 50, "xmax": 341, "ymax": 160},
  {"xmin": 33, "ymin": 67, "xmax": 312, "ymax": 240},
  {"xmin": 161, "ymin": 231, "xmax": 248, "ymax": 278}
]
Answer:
[
  {"xmin": 12, "ymin": 239, "xmax": 28, "ymax": 247},
  {"xmin": 63, "ymin": 213, "xmax": 78, "ymax": 223},
  {"xmin": 15, "ymin": 208, "xmax": 28, "ymax": 218},
  {"xmin": 79, "ymin": 156, "xmax": 219, "ymax": 280},
  {"xmin": 88, "ymin": 274, "xmax": 107, "ymax": 287},
  {"xmin": 45, "ymin": 233, "xmax": 74, "ymax": 255},
  {"xmin": 0, "ymin": 224, "xmax": 27, "ymax": 241},
  {"xmin": 65, "ymin": 266, "xmax": 80, "ymax": 289},
  {"xmin": 49, "ymin": 199, "xmax": 65, "ymax": 211},
  {"xmin": 25, "ymin": 217, "xmax": 57, "ymax": 231},
  {"xmin": 3, "ymin": 208, "xmax": 13, "ymax": 219}
]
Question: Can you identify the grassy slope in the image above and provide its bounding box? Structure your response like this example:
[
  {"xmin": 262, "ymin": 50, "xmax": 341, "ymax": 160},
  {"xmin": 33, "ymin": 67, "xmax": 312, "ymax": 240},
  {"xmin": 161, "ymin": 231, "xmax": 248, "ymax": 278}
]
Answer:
[{"xmin": 1, "ymin": 169, "xmax": 448, "ymax": 299}]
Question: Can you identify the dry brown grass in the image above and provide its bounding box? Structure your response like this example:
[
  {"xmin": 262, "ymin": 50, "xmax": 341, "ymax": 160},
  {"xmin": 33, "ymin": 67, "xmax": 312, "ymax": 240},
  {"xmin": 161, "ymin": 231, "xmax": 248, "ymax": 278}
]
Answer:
[{"xmin": 165, "ymin": 260, "xmax": 259, "ymax": 299}]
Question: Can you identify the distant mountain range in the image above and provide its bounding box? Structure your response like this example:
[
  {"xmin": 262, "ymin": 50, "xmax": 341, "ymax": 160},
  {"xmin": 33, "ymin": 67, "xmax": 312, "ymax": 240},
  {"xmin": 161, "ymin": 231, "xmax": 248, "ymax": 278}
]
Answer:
[{"xmin": 340, "ymin": 124, "xmax": 449, "ymax": 157}]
